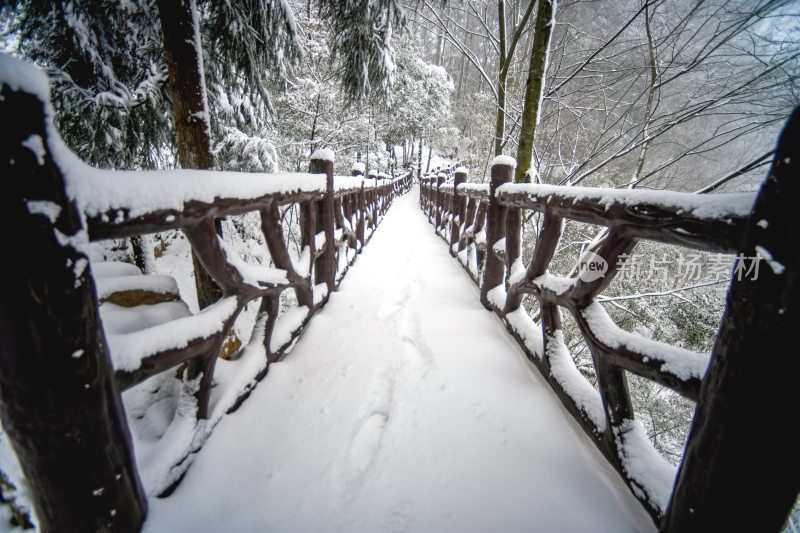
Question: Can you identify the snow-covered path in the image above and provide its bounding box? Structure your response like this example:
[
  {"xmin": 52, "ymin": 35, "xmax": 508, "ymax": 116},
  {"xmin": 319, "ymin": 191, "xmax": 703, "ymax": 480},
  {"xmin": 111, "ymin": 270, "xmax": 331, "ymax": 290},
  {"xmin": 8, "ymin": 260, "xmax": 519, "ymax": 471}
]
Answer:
[{"xmin": 144, "ymin": 187, "xmax": 654, "ymax": 532}]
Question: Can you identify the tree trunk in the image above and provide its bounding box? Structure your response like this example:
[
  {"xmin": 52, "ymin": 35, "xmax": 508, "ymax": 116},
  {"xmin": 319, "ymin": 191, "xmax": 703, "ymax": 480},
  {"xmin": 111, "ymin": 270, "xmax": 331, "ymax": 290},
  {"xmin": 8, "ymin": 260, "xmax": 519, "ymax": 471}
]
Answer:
[
  {"xmin": 417, "ymin": 137, "xmax": 423, "ymax": 178},
  {"xmin": 493, "ymin": 0, "xmax": 507, "ymax": 156},
  {"xmin": 514, "ymin": 0, "xmax": 553, "ymax": 183},
  {"xmin": 426, "ymin": 139, "xmax": 433, "ymax": 173},
  {"xmin": 631, "ymin": 3, "xmax": 657, "ymax": 187},
  {"xmin": 157, "ymin": 0, "xmax": 221, "ymax": 310},
  {"xmin": 157, "ymin": 0, "xmax": 213, "ymax": 170},
  {"xmin": 309, "ymin": 92, "xmax": 321, "ymax": 155},
  {"xmin": 366, "ymin": 106, "xmax": 372, "ymax": 175},
  {"xmin": 131, "ymin": 235, "xmax": 157, "ymax": 274}
]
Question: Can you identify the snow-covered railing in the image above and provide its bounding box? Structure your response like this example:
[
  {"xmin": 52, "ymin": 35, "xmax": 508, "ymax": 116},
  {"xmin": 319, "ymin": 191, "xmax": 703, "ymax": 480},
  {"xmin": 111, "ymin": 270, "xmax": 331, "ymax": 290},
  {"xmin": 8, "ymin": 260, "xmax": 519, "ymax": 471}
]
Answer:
[
  {"xmin": 91, "ymin": 162, "xmax": 397, "ymax": 395},
  {"xmin": 420, "ymin": 170, "xmax": 489, "ymax": 283},
  {"xmin": 0, "ymin": 56, "xmax": 406, "ymax": 531},
  {"xmin": 420, "ymin": 111, "xmax": 800, "ymax": 532}
]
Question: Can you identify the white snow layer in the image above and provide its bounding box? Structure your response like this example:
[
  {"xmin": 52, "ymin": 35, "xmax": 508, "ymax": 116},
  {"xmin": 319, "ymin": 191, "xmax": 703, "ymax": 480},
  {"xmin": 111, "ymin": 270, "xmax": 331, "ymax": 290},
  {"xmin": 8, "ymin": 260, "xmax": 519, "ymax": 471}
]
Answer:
[
  {"xmin": 496, "ymin": 182, "xmax": 755, "ymax": 219},
  {"xmin": 71, "ymin": 168, "xmax": 326, "ymax": 220},
  {"xmin": 94, "ymin": 274, "xmax": 179, "ymax": 301},
  {"xmin": 2, "ymin": 55, "xmax": 329, "ymax": 221},
  {"xmin": 0, "ymin": 53, "xmax": 50, "ymax": 100},
  {"xmin": 107, "ymin": 296, "xmax": 237, "ymax": 372},
  {"xmin": 142, "ymin": 187, "xmax": 654, "ymax": 533},
  {"xmin": 333, "ymin": 175, "xmax": 366, "ymax": 192},
  {"xmin": 491, "ymin": 154, "xmax": 517, "ymax": 168},
  {"xmin": 91, "ymin": 261, "xmax": 142, "ymax": 279},
  {"xmin": 310, "ymin": 148, "xmax": 335, "ymax": 162},
  {"xmin": 582, "ymin": 303, "xmax": 709, "ymax": 381},
  {"xmin": 615, "ymin": 419, "xmax": 677, "ymax": 513},
  {"xmin": 457, "ymin": 182, "xmax": 489, "ymax": 197}
]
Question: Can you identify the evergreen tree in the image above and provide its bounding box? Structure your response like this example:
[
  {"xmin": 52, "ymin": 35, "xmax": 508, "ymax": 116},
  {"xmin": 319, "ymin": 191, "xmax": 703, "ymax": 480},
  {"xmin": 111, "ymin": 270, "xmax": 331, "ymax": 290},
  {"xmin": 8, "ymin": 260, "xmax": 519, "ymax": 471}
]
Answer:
[{"xmin": 3, "ymin": 0, "xmax": 169, "ymax": 168}]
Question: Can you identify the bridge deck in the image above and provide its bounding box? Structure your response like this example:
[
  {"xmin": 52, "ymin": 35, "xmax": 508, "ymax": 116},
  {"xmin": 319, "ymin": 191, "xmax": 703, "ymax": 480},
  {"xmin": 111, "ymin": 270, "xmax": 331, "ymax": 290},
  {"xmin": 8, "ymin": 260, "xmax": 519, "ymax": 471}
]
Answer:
[{"xmin": 144, "ymin": 187, "xmax": 654, "ymax": 532}]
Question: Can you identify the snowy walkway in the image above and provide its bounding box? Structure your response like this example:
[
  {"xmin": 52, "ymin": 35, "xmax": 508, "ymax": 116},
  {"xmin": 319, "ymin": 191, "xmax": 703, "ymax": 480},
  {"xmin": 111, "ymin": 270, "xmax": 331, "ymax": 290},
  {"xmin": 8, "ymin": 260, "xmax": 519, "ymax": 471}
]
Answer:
[{"xmin": 144, "ymin": 187, "xmax": 654, "ymax": 532}]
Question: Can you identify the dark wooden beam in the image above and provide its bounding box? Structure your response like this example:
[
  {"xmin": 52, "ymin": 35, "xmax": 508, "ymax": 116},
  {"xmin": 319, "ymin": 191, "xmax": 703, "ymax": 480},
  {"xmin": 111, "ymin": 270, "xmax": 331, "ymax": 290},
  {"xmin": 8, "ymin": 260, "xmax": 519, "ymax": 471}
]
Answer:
[{"xmin": 662, "ymin": 108, "xmax": 800, "ymax": 533}]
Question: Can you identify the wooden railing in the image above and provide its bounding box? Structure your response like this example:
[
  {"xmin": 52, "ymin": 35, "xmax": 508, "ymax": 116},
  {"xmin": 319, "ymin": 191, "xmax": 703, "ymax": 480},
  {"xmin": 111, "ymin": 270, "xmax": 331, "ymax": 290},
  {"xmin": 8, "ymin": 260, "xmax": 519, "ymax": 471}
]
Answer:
[
  {"xmin": 1, "ymin": 53, "xmax": 796, "ymax": 533},
  {"xmin": 420, "ymin": 112, "xmax": 799, "ymax": 532},
  {"xmin": 0, "ymin": 57, "xmax": 412, "ymax": 532}
]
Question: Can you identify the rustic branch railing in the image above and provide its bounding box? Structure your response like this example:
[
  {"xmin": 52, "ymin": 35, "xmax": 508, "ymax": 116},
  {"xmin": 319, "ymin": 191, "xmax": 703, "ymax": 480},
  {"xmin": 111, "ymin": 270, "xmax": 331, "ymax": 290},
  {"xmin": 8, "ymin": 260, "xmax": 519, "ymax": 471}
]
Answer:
[
  {"xmin": 0, "ymin": 57, "xmax": 411, "ymax": 532},
  {"xmin": 420, "ymin": 112, "xmax": 799, "ymax": 531},
  {"xmin": 1, "ymin": 53, "xmax": 796, "ymax": 533}
]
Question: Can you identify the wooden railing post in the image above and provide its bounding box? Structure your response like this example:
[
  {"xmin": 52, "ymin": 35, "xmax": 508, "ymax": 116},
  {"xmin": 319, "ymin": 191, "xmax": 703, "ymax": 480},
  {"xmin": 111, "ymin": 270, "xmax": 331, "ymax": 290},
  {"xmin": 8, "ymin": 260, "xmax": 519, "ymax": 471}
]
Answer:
[
  {"xmin": 351, "ymin": 163, "xmax": 367, "ymax": 251},
  {"xmin": 506, "ymin": 198, "xmax": 522, "ymax": 283},
  {"xmin": 450, "ymin": 167, "xmax": 468, "ymax": 257},
  {"xmin": 435, "ymin": 173, "xmax": 445, "ymax": 232},
  {"xmin": 443, "ymin": 180, "xmax": 453, "ymax": 235},
  {"xmin": 424, "ymin": 178, "xmax": 431, "ymax": 221},
  {"xmin": 661, "ymin": 108, "xmax": 800, "ymax": 533},
  {"xmin": 369, "ymin": 188, "xmax": 378, "ymax": 231},
  {"xmin": 0, "ymin": 63, "xmax": 147, "ymax": 532},
  {"xmin": 356, "ymin": 182, "xmax": 366, "ymax": 250},
  {"xmin": 310, "ymin": 150, "xmax": 335, "ymax": 293},
  {"xmin": 480, "ymin": 156, "xmax": 514, "ymax": 310},
  {"xmin": 428, "ymin": 178, "xmax": 435, "ymax": 220}
]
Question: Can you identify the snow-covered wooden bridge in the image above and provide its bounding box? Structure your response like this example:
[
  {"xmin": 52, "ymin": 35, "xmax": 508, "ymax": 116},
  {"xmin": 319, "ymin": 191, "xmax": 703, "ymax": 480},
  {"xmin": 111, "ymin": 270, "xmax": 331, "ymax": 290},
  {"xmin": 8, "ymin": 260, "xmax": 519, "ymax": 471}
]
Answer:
[
  {"xmin": 1, "ymin": 55, "xmax": 798, "ymax": 533},
  {"xmin": 141, "ymin": 184, "xmax": 655, "ymax": 532}
]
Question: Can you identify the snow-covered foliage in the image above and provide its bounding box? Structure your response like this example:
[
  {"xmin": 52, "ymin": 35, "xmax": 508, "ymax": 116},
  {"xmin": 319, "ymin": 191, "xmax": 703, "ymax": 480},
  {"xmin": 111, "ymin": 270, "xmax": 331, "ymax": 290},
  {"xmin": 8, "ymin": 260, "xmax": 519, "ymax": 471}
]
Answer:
[
  {"xmin": 382, "ymin": 52, "xmax": 454, "ymax": 143},
  {"xmin": 271, "ymin": 11, "xmax": 452, "ymax": 175},
  {"xmin": 322, "ymin": 0, "xmax": 405, "ymax": 103},
  {"xmin": 5, "ymin": 1, "xmax": 170, "ymax": 168},
  {"xmin": 2, "ymin": 0, "xmax": 424, "ymax": 176},
  {"xmin": 213, "ymin": 126, "xmax": 279, "ymax": 172}
]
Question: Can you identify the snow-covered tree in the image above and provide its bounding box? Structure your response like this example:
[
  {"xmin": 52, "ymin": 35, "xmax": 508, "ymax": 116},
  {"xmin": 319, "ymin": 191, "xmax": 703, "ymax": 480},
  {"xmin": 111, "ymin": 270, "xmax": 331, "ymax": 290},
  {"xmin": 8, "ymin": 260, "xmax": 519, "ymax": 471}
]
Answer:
[
  {"xmin": 379, "ymin": 43, "xmax": 454, "ymax": 152},
  {"xmin": 321, "ymin": 0, "xmax": 406, "ymax": 103},
  {"xmin": 3, "ymin": 0, "xmax": 170, "ymax": 168}
]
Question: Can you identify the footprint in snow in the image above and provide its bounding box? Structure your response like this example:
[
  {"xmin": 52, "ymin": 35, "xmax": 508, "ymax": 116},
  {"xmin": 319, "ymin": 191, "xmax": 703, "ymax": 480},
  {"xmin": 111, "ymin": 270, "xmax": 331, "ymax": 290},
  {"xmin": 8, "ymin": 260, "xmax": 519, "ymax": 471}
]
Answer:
[
  {"xmin": 377, "ymin": 286, "xmax": 411, "ymax": 320},
  {"xmin": 342, "ymin": 368, "xmax": 396, "ymax": 487}
]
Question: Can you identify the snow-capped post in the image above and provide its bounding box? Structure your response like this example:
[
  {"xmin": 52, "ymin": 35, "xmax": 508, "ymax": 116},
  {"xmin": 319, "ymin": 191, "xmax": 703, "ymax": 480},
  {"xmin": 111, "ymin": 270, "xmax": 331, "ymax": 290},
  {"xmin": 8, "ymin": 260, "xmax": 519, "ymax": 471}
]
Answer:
[
  {"xmin": 351, "ymin": 161, "xmax": 365, "ymax": 177},
  {"xmin": 505, "ymin": 195, "xmax": 522, "ymax": 285},
  {"xmin": 0, "ymin": 59, "xmax": 147, "ymax": 532},
  {"xmin": 443, "ymin": 176, "xmax": 454, "ymax": 234},
  {"xmin": 481, "ymin": 156, "xmax": 515, "ymax": 311},
  {"xmin": 432, "ymin": 175, "xmax": 439, "ymax": 222},
  {"xmin": 662, "ymin": 108, "xmax": 800, "ymax": 532},
  {"xmin": 422, "ymin": 177, "xmax": 429, "ymax": 216},
  {"xmin": 463, "ymin": 196, "xmax": 478, "ymax": 254},
  {"xmin": 428, "ymin": 177, "xmax": 434, "ymax": 214},
  {"xmin": 356, "ymin": 181, "xmax": 367, "ymax": 251},
  {"xmin": 310, "ymin": 149, "xmax": 336, "ymax": 294},
  {"xmin": 450, "ymin": 167, "xmax": 468, "ymax": 257},
  {"xmin": 435, "ymin": 173, "xmax": 446, "ymax": 232},
  {"xmin": 371, "ymin": 184, "xmax": 379, "ymax": 231}
]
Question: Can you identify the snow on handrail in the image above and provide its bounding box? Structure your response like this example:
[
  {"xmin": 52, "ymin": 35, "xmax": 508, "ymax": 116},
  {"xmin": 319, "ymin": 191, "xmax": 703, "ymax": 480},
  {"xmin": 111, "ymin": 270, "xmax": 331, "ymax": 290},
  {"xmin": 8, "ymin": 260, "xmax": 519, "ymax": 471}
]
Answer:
[
  {"xmin": 496, "ymin": 182, "xmax": 754, "ymax": 219},
  {"xmin": 496, "ymin": 182, "xmax": 754, "ymax": 254},
  {"xmin": 1, "ymin": 53, "xmax": 415, "ymax": 524},
  {"xmin": 416, "ymin": 150, "xmax": 795, "ymax": 525}
]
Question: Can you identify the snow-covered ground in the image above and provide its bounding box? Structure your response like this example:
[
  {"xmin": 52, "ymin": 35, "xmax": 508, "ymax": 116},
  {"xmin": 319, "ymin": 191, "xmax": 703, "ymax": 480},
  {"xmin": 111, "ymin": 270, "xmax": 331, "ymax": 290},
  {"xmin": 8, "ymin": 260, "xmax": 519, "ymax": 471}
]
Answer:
[{"xmin": 143, "ymin": 187, "xmax": 654, "ymax": 532}]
